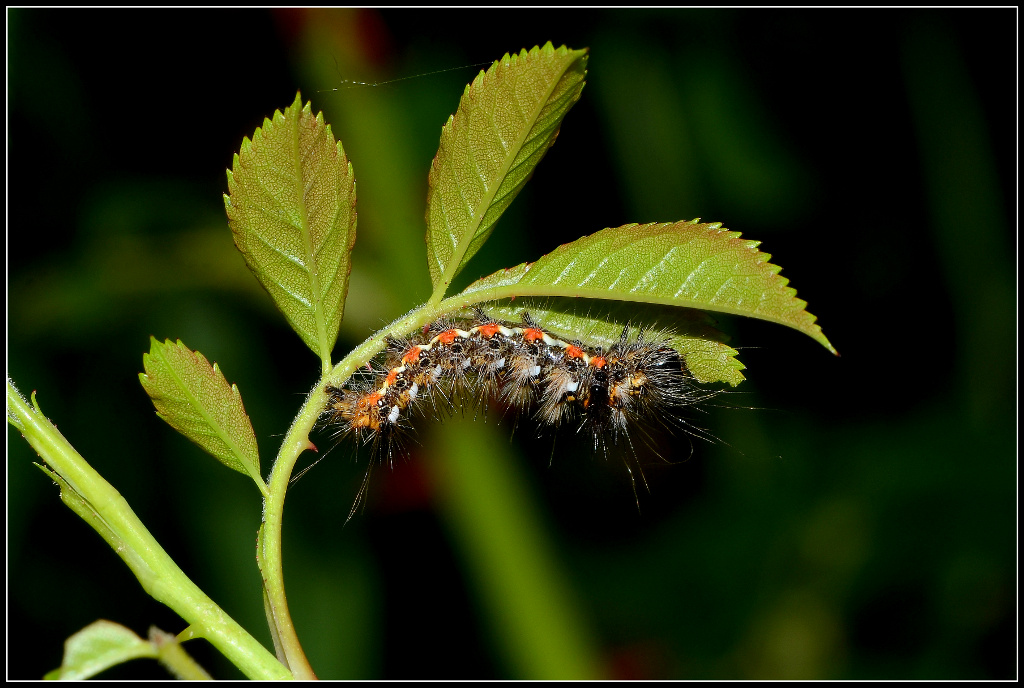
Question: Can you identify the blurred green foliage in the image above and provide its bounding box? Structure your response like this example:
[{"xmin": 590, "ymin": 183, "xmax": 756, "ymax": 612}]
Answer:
[{"xmin": 7, "ymin": 9, "xmax": 1014, "ymax": 679}]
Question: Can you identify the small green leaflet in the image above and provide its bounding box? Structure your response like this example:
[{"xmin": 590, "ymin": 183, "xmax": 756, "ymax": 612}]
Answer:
[
  {"xmin": 139, "ymin": 338, "xmax": 264, "ymax": 493},
  {"xmin": 45, "ymin": 621, "xmax": 158, "ymax": 680},
  {"xmin": 425, "ymin": 43, "xmax": 588, "ymax": 294},
  {"xmin": 44, "ymin": 621, "xmax": 211, "ymax": 680},
  {"xmin": 224, "ymin": 92, "xmax": 357, "ymax": 369}
]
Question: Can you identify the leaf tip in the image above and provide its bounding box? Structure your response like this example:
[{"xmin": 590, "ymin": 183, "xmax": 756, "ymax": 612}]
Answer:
[{"xmin": 818, "ymin": 331, "xmax": 839, "ymax": 356}]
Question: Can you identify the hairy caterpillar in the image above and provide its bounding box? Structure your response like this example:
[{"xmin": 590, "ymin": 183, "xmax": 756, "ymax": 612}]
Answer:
[{"xmin": 322, "ymin": 309, "xmax": 718, "ymax": 516}]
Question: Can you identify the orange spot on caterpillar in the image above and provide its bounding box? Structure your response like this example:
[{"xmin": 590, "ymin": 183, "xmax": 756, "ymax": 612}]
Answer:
[
  {"xmin": 566, "ymin": 345, "xmax": 585, "ymax": 359},
  {"xmin": 591, "ymin": 356, "xmax": 607, "ymax": 369},
  {"xmin": 477, "ymin": 323, "xmax": 501, "ymax": 337},
  {"xmin": 523, "ymin": 328, "xmax": 545, "ymax": 342},
  {"xmin": 385, "ymin": 369, "xmax": 399, "ymax": 386},
  {"xmin": 436, "ymin": 329, "xmax": 460, "ymax": 344},
  {"xmin": 402, "ymin": 347, "xmax": 422, "ymax": 364}
]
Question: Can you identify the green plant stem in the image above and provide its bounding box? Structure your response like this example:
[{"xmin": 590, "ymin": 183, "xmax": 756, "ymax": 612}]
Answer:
[
  {"xmin": 256, "ymin": 288, "xmax": 578, "ymax": 676},
  {"xmin": 259, "ymin": 391, "xmax": 322, "ymax": 679},
  {"xmin": 150, "ymin": 627, "xmax": 213, "ymax": 680},
  {"xmin": 6, "ymin": 380, "xmax": 292, "ymax": 681},
  {"xmin": 257, "ymin": 298, "xmax": 465, "ymax": 674}
]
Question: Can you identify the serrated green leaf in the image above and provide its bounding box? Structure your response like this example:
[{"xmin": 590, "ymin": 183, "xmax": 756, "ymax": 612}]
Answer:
[
  {"xmin": 460, "ymin": 220, "xmax": 836, "ymax": 354},
  {"xmin": 49, "ymin": 620, "xmax": 158, "ymax": 680},
  {"xmin": 476, "ymin": 298, "xmax": 746, "ymax": 386},
  {"xmin": 668, "ymin": 335, "xmax": 747, "ymax": 387},
  {"xmin": 425, "ymin": 42, "xmax": 588, "ymax": 294},
  {"xmin": 139, "ymin": 338, "xmax": 264, "ymax": 493},
  {"xmin": 224, "ymin": 92, "xmax": 357, "ymax": 368}
]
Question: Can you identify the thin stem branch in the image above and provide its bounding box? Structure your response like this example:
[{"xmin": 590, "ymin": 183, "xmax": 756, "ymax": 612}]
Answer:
[
  {"xmin": 254, "ymin": 290, "xmax": 540, "ymax": 677},
  {"xmin": 6, "ymin": 380, "xmax": 292, "ymax": 681},
  {"xmin": 258, "ymin": 390, "xmax": 323, "ymax": 679}
]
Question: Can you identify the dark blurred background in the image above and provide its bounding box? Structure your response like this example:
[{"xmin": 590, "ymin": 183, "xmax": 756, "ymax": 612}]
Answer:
[{"xmin": 7, "ymin": 9, "xmax": 1015, "ymax": 679}]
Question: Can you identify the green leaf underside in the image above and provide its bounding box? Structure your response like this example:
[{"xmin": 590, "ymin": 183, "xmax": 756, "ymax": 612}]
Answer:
[
  {"xmin": 224, "ymin": 92, "xmax": 357, "ymax": 364},
  {"xmin": 479, "ymin": 298, "xmax": 746, "ymax": 386},
  {"xmin": 426, "ymin": 42, "xmax": 588, "ymax": 292},
  {"xmin": 49, "ymin": 620, "xmax": 157, "ymax": 680},
  {"xmin": 139, "ymin": 338, "xmax": 260, "ymax": 481},
  {"xmin": 459, "ymin": 220, "xmax": 836, "ymax": 356}
]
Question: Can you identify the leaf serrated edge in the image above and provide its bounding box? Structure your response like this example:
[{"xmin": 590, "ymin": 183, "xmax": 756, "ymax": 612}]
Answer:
[
  {"xmin": 425, "ymin": 42, "xmax": 587, "ymax": 296},
  {"xmin": 140, "ymin": 338, "xmax": 266, "ymax": 495},
  {"xmin": 463, "ymin": 221, "xmax": 836, "ymax": 355},
  {"xmin": 225, "ymin": 92, "xmax": 355, "ymax": 368}
]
